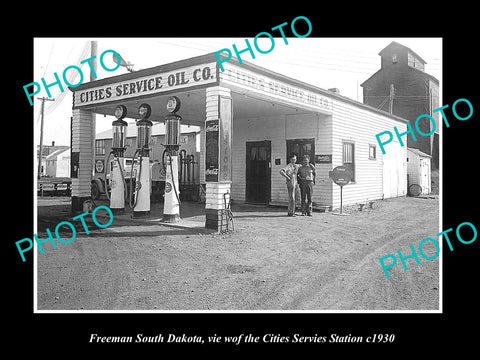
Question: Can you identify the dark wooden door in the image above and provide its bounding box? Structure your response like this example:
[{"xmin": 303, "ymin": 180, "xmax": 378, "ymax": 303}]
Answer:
[{"xmin": 246, "ymin": 140, "xmax": 271, "ymax": 204}]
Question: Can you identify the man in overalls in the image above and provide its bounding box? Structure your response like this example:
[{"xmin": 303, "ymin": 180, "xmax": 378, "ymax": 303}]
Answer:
[
  {"xmin": 297, "ymin": 154, "xmax": 316, "ymax": 216},
  {"xmin": 280, "ymin": 154, "xmax": 300, "ymax": 216}
]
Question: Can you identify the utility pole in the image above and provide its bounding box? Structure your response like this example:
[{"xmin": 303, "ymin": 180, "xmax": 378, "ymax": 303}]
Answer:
[
  {"xmin": 37, "ymin": 97, "xmax": 55, "ymax": 179},
  {"xmin": 90, "ymin": 41, "xmax": 98, "ymax": 182},
  {"xmin": 90, "ymin": 40, "xmax": 97, "ymax": 81},
  {"xmin": 388, "ymin": 84, "xmax": 395, "ymax": 114}
]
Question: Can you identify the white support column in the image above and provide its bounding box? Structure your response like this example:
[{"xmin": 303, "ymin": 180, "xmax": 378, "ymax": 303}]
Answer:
[
  {"xmin": 71, "ymin": 108, "xmax": 95, "ymax": 213},
  {"xmin": 204, "ymin": 86, "xmax": 232, "ymax": 231}
]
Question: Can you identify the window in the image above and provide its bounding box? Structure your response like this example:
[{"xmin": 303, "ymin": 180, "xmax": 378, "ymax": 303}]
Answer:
[
  {"xmin": 369, "ymin": 144, "xmax": 376, "ymax": 160},
  {"xmin": 95, "ymin": 139, "xmax": 105, "ymax": 156},
  {"xmin": 286, "ymin": 139, "xmax": 315, "ymax": 164},
  {"xmin": 392, "ymin": 54, "xmax": 397, "ymax": 64},
  {"xmin": 342, "ymin": 141, "xmax": 355, "ymax": 182}
]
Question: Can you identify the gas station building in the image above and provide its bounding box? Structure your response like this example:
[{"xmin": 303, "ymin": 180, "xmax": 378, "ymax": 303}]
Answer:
[{"xmin": 70, "ymin": 53, "xmax": 409, "ymax": 230}]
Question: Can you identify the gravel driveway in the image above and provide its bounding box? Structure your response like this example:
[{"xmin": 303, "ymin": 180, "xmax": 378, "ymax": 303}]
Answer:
[{"xmin": 36, "ymin": 195, "xmax": 439, "ymax": 311}]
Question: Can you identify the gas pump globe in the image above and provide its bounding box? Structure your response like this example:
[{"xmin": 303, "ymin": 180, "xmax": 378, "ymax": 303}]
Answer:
[
  {"xmin": 163, "ymin": 96, "xmax": 182, "ymax": 223},
  {"xmin": 165, "ymin": 96, "xmax": 181, "ymax": 148},
  {"xmin": 130, "ymin": 103, "xmax": 153, "ymax": 217},
  {"xmin": 107, "ymin": 105, "xmax": 128, "ymax": 213}
]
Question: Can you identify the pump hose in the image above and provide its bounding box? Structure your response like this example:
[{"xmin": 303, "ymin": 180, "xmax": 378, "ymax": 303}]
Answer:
[
  {"xmin": 168, "ymin": 154, "xmax": 181, "ymax": 204},
  {"xmin": 105, "ymin": 151, "xmax": 128, "ymax": 202},
  {"xmin": 117, "ymin": 159, "xmax": 128, "ymax": 201},
  {"xmin": 104, "ymin": 151, "xmax": 113, "ymax": 201},
  {"xmin": 161, "ymin": 148, "xmax": 167, "ymax": 175}
]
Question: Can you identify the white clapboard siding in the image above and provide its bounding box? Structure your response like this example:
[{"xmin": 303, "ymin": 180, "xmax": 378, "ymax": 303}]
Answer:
[
  {"xmin": 232, "ymin": 113, "xmax": 333, "ymax": 206},
  {"xmin": 205, "ymin": 182, "xmax": 231, "ymax": 210},
  {"xmin": 330, "ymin": 99, "xmax": 408, "ymax": 209},
  {"xmin": 71, "ymin": 109, "xmax": 95, "ymax": 197},
  {"xmin": 407, "ymin": 149, "xmax": 420, "ymax": 184}
]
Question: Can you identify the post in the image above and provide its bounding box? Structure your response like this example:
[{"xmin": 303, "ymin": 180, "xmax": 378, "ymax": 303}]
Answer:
[
  {"xmin": 204, "ymin": 86, "xmax": 232, "ymax": 231},
  {"xmin": 37, "ymin": 97, "xmax": 55, "ymax": 179},
  {"xmin": 340, "ymin": 185, "xmax": 343, "ymax": 214},
  {"xmin": 71, "ymin": 109, "xmax": 95, "ymax": 214},
  {"xmin": 388, "ymin": 84, "xmax": 395, "ymax": 114},
  {"xmin": 90, "ymin": 41, "xmax": 97, "ymax": 81},
  {"xmin": 90, "ymin": 41, "xmax": 97, "ymax": 183}
]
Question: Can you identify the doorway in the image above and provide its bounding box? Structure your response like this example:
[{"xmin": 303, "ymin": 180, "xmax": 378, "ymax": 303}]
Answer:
[{"xmin": 246, "ymin": 140, "xmax": 271, "ymax": 204}]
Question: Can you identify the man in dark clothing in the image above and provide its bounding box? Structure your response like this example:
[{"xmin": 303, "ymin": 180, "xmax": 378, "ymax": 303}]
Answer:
[{"xmin": 297, "ymin": 154, "xmax": 316, "ymax": 216}]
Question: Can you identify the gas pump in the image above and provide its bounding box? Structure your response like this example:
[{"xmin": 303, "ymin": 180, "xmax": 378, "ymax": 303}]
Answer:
[
  {"xmin": 130, "ymin": 103, "xmax": 153, "ymax": 217},
  {"xmin": 162, "ymin": 96, "xmax": 182, "ymax": 223},
  {"xmin": 105, "ymin": 105, "xmax": 128, "ymax": 213}
]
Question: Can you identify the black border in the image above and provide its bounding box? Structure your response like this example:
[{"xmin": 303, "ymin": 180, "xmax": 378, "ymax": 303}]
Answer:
[{"xmin": 8, "ymin": 6, "xmax": 478, "ymax": 355}]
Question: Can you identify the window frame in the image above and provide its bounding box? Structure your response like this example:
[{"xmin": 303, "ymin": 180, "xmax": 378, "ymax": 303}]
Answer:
[
  {"xmin": 368, "ymin": 144, "xmax": 377, "ymax": 160},
  {"xmin": 286, "ymin": 138, "xmax": 315, "ymax": 165},
  {"xmin": 95, "ymin": 139, "xmax": 106, "ymax": 156}
]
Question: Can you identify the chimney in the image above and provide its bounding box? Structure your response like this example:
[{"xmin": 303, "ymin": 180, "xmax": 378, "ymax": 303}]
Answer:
[
  {"xmin": 51, "ymin": 141, "xmax": 55, "ymax": 146},
  {"xmin": 328, "ymin": 88, "xmax": 340, "ymax": 95}
]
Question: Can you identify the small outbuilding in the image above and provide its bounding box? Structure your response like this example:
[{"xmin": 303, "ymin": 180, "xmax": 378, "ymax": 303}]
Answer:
[
  {"xmin": 45, "ymin": 147, "xmax": 70, "ymax": 177},
  {"xmin": 407, "ymin": 148, "xmax": 431, "ymax": 195}
]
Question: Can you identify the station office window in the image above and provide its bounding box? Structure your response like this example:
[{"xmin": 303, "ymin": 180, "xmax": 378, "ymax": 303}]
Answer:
[
  {"xmin": 369, "ymin": 144, "xmax": 376, "ymax": 160},
  {"xmin": 286, "ymin": 138, "xmax": 315, "ymax": 164},
  {"xmin": 95, "ymin": 139, "xmax": 106, "ymax": 156},
  {"xmin": 342, "ymin": 141, "xmax": 355, "ymax": 182}
]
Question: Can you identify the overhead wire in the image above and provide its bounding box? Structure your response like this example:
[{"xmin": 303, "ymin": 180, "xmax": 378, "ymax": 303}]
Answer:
[{"xmin": 45, "ymin": 41, "xmax": 91, "ymax": 115}]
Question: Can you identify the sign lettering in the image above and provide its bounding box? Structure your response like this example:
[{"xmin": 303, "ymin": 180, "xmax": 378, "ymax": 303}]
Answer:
[
  {"xmin": 73, "ymin": 63, "xmax": 217, "ymax": 108},
  {"xmin": 221, "ymin": 64, "xmax": 333, "ymax": 112}
]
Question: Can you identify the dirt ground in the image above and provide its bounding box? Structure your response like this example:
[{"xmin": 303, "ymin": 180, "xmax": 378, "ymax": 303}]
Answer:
[{"xmin": 36, "ymin": 195, "xmax": 439, "ymax": 311}]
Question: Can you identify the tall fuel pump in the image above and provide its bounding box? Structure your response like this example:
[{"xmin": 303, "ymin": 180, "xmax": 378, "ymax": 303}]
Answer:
[
  {"xmin": 105, "ymin": 105, "xmax": 128, "ymax": 213},
  {"xmin": 130, "ymin": 103, "xmax": 153, "ymax": 217},
  {"xmin": 162, "ymin": 96, "xmax": 182, "ymax": 223}
]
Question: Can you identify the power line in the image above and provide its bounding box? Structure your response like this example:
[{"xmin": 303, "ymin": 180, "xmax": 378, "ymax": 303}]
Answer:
[
  {"xmin": 45, "ymin": 42, "xmax": 91, "ymax": 115},
  {"xmin": 41, "ymin": 40, "xmax": 56, "ymax": 79}
]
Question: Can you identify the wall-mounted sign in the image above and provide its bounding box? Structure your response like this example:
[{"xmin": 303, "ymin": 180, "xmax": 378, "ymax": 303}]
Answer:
[
  {"xmin": 95, "ymin": 159, "xmax": 104, "ymax": 173},
  {"xmin": 73, "ymin": 63, "xmax": 217, "ymax": 108},
  {"xmin": 71, "ymin": 152, "xmax": 79, "ymax": 178},
  {"xmin": 219, "ymin": 96, "xmax": 232, "ymax": 182},
  {"xmin": 315, "ymin": 154, "xmax": 332, "ymax": 164},
  {"xmin": 205, "ymin": 119, "xmax": 219, "ymax": 182}
]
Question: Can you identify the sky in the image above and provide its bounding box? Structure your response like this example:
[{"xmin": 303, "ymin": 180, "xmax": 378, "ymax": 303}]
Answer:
[{"xmin": 33, "ymin": 37, "xmax": 442, "ymax": 147}]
